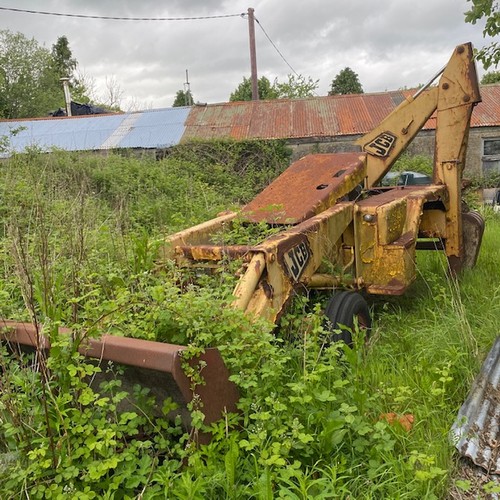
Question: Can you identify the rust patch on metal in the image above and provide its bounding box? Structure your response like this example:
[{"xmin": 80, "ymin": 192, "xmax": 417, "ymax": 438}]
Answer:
[
  {"xmin": 242, "ymin": 153, "xmax": 366, "ymax": 224},
  {"xmin": 0, "ymin": 320, "xmax": 239, "ymax": 444},
  {"xmin": 379, "ymin": 413, "xmax": 414, "ymax": 432},
  {"xmin": 367, "ymin": 278, "xmax": 407, "ymax": 295},
  {"xmin": 253, "ymin": 256, "xmax": 262, "ymax": 274},
  {"xmin": 176, "ymin": 244, "xmax": 253, "ymax": 261},
  {"xmin": 357, "ymin": 185, "xmax": 446, "ymax": 208},
  {"xmin": 392, "ymin": 231, "xmax": 415, "ymax": 249}
]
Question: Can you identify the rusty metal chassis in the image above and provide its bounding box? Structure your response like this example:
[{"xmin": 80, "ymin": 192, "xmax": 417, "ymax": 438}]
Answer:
[
  {"xmin": 162, "ymin": 175, "xmax": 449, "ymax": 325},
  {"xmin": 159, "ymin": 43, "xmax": 482, "ymax": 326}
]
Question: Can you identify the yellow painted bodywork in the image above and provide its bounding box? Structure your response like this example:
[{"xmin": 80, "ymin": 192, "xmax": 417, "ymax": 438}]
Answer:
[{"xmin": 159, "ymin": 43, "xmax": 481, "ymax": 324}]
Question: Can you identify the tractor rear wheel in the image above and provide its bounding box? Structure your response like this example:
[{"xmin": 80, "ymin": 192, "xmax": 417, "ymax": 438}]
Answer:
[
  {"xmin": 324, "ymin": 291, "xmax": 371, "ymax": 346},
  {"xmin": 447, "ymin": 210, "xmax": 485, "ymax": 274}
]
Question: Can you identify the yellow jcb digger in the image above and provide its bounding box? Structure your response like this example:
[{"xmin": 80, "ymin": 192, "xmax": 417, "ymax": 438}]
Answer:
[{"xmin": 1, "ymin": 43, "xmax": 485, "ymax": 441}]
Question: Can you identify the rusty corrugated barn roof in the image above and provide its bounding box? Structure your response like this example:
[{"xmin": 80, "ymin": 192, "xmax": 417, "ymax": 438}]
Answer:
[
  {"xmin": 471, "ymin": 85, "xmax": 500, "ymax": 127},
  {"xmin": 182, "ymin": 85, "xmax": 500, "ymax": 142}
]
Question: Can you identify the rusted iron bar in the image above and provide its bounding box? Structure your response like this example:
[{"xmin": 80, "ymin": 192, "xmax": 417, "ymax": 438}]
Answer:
[
  {"xmin": 175, "ymin": 244, "xmax": 254, "ymax": 261},
  {"xmin": 0, "ymin": 320, "xmax": 239, "ymax": 443}
]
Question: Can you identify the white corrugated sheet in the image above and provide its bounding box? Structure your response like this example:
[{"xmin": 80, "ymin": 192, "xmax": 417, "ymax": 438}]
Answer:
[
  {"xmin": 0, "ymin": 106, "xmax": 191, "ymax": 158},
  {"xmin": 451, "ymin": 337, "xmax": 500, "ymax": 473}
]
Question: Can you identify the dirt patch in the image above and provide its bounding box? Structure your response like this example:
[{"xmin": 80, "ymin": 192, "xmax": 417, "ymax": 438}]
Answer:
[{"xmin": 448, "ymin": 458, "xmax": 500, "ymax": 499}]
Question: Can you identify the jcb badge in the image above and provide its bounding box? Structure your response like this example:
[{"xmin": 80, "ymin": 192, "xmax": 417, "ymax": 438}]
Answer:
[
  {"xmin": 364, "ymin": 131, "xmax": 397, "ymax": 157},
  {"xmin": 284, "ymin": 241, "xmax": 311, "ymax": 282}
]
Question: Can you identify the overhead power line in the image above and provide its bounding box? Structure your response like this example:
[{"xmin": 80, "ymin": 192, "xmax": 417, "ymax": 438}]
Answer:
[
  {"xmin": 252, "ymin": 16, "xmax": 319, "ymax": 97},
  {"xmin": 254, "ymin": 17, "xmax": 299, "ymax": 77},
  {"xmin": 0, "ymin": 6, "xmax": 244, "ymax": 21}
]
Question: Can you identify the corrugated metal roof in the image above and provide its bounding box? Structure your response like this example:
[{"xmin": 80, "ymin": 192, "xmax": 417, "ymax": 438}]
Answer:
[
  {"xmin": 472, "ymin": 85, "xmax": 500, "ymax": 127},
  {"xmin": 183, "ymin": 85, "xmax": 500, "ymax": 142},
  {"xmin": 117, "ymin": 107, "xmax": 190, "ymax": 148},
  {"xmin": 451, "ymin": 336, "xmax": 500, "ymax": 474},
  {"xmin": 1, "ymin": 85, "xmax": 498, "ymax": 157},
  {"xmin": 0, "ymin": 107, "xmax": 190, "ymax": 158},
  {"xmin": 182, "ymin": 91, "xmax": 415, "ymax": 142}
]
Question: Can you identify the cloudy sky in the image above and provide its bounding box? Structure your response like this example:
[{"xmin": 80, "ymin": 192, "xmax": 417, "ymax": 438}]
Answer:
[{"xmin": 0, "ymin": 0, "xmax": 493, "ymax": 110}]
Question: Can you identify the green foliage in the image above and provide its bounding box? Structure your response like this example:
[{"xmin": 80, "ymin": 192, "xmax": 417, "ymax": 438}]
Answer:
[
  {"xmin": 328, "ymin": 67, "xmax": 364, "ymax": 95},
  {"xmin": 210, "ymin": 216, "xmax": 282, "ymax": 246},
  {"xmin": 467, "ymin": 170, "xmax": 500, "ymax": 189},
  {"xmin": 173, "ymin": 89, "xmax": 194, "ymax": 107},
  {"xmin": 273, "ymin": 74, "xmax": 319, "ymax": 99},
  {"xmin": 0, "ymin": 342, "xmax": 186, "ymax": 497},
  {"xmin": 51, "ymin": 35, "xmax": 77, "ymax": 79},
  {"xmin": 51, "ymin": 35, "xmax": 88, "ymax": 103},
  {"xmin": 0, "ymin": 30, "xmax": 60, "ymax": 118},
  {"xmin": 0, "ymin": 30, "xmax": 89, "ymax": 118},
  {"xmin": 465, "ymin": 0, "xmax": 500, "ymax": 69},
  {"xmin": 230, "ymin": 76, "xmax": 278, "ymax": 101},
  {"xmin": 229, "ymin": 74, "xmax": 319, "ymax": 102},
  {"xmin": 481, "ymin": 70, "xmax": 500, "ymax": 84},
  {"xmin": 393, "ymin": 153, "xmax": 434, "ymax": 176},
  {"xmin": 164, "ymin": 139, "xmax": 291, "ymax": 203},
  {"xmin": 0, "ymin": 145, "xmax": 498, "ymax": 498}
]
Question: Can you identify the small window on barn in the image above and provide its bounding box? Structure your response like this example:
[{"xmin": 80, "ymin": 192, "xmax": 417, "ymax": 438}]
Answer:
[{"xmin": 483, "ymin": 138, "xmax": 500, "ymax": 176}]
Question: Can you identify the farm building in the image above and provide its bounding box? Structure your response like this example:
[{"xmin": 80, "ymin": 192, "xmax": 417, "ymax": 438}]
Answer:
[{"xmin": 1, "ymin": 84, "xmax": 499, "ymax": 178}]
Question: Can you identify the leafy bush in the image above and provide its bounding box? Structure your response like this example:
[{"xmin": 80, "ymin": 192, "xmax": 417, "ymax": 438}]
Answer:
[{"xmin": 392, "ymin": 153, "xmax": 433, "ymax": 176}]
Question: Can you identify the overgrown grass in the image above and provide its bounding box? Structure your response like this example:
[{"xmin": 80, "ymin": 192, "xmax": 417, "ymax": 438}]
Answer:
[{"xmin": 0, "ymin": 147, "xmax": 498, "ymax": 498}]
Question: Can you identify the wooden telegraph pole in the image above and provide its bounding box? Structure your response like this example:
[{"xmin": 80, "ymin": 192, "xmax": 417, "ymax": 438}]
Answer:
[{"xmin": 247, "ymin": 7, "xmax": 259, "ymax": 100}]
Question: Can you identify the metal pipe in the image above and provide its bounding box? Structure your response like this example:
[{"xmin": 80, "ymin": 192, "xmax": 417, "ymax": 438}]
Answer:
[
  {"xmin": 232, "ymin": 252, "xmax": 266, "ymax": 310},
  {"xmin": 304, "ymin": 273, "xmax": 349, "ymax": 289},
  {"xmin": 412, "ymin": 65, "xmax": 446, "ymax": 99},
  {"xmin": 60, "ymin": 77, "xmax": 72, "ymax": 116}
]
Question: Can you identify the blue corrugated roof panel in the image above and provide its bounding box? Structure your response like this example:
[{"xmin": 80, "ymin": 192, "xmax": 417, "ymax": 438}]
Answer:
[
  {"xmin": 0, "ymin": 107, "xmax": 190, "ymax": 158},
  {"xmin": 117, "ymin": 107, "xmax": 190, "ymax": 149},
  {"xmin": 0, "ymin": 114, "xmax": 126, "ymax": 157}
]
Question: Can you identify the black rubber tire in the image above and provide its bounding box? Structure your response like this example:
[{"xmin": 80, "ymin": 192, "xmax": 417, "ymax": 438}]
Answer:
[{"xmin": 324, "ymin": 291, "xmax": 371, "ymax": 346}]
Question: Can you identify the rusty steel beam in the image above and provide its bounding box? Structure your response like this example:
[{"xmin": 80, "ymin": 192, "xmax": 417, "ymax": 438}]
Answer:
[
  {"xmin": 0, "ymin": 320, "xmax": 239, "ymax": 444},
  {"xmin": 175, "ymin": 244, "xmax": 254, "ymax": 262}
]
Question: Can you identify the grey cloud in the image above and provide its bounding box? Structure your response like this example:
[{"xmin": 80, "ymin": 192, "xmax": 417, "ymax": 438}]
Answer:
[{"xmin": 0, "ymin": 0, "xmax": 491, "ymax": 108}]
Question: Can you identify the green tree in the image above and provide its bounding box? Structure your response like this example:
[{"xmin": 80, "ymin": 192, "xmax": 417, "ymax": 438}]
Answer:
[
  {"xmin": 274, "ymin": 74, "xmax": 318, "ymax": 98},
  {"xmin": 229, "ymin": 76, "xmax": 278, "ymax": 101},
  {"xmin": 0, "ymin": 30, "xmax": 61, "ymax": 118},
  {"xmin": 173, "ymin": 89, "xmax": 194, "ymax": 107},
  {"xmin": 465, "ymin": 0, "xmax": 499, "ymax": 69},
  {"xmin": 0, "ymin": 31, "xmax": 90, "ymax": 118},
  {"xmin": 328, "ymin": 67, "xmax": 364, "ymax": 95},
  {"xmin": 481, "ymin": 70, "xmax": 500, "ymax": 84},
  {"xmin": 229, "ymin": 74, "xmax": 318, "ymax": 101},
  {"xmin": 51, "ymin": 35, "xmax": 88, "ymax": 103},
  {"xmin": 51, "ymin": 35, "xmax": 77, "ymax": 79}
]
